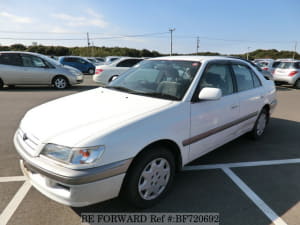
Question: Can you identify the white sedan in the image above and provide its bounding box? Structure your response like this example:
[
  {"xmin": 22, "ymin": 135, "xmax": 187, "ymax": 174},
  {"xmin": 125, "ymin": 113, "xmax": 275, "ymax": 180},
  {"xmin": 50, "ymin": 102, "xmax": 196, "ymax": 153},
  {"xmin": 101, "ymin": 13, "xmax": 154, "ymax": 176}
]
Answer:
[
  {"xmin": 92, "ymin": 57, "xmax": 143, "ymax": 85},
  {"xmin": 14, "ymin": 56, "xmax": 276, "ymax": 208}
]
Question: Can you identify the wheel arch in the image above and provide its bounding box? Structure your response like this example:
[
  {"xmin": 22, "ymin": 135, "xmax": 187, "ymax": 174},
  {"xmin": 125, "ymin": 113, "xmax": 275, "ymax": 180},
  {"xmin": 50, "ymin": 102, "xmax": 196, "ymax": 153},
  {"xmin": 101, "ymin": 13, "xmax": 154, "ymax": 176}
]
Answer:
[
  {"xmin": 261, "ymin": 104, "xmax": 270, "ymax": 124},
  {"xmin": 128, "ymin": 139, "xmax": 183, "ymax": 173}
]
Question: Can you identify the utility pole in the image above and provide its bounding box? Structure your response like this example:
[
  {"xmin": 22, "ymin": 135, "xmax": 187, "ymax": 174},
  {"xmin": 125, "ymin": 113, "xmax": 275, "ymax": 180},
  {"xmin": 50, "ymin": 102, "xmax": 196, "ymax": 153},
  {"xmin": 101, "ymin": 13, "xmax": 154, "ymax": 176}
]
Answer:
[
  {"xmin": 169, "ymin": 28, "xmax": 175, "ymax": 56},
  {"xmin": 87, "ymin": 32, "xmax": 91, "ymax": 47},
  {"xmin": 196, "ymin": 36, "xmax": 200, "ymax": 55},
  {"xmin": 246, "ymin": 46, "xmax": 251, "ymax": 60},
  {"xmin": 293, "ymin": 41, "xmax": 298, "ymax": 59}
]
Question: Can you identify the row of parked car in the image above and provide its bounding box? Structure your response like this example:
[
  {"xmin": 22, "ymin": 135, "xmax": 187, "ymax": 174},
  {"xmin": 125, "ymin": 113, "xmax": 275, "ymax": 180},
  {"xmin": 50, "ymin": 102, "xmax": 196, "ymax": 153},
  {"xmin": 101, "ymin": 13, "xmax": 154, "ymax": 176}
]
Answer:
[
  {"xmin": 253, "ymin": 58, "xmax": 300, "ymax": 89},
  {"xmin": 1, "ymin": 51, "xmax": 300, "ymax": 90},
  {"xmin": 0, "ymin": 52, "xmax": 144, "ymax": 89}
]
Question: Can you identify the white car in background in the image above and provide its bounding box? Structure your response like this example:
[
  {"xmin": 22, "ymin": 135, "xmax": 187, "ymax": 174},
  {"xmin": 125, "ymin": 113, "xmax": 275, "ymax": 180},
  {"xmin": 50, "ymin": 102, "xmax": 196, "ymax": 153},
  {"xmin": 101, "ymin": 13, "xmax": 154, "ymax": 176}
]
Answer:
[
  {"xmin": 273, "ymin": 60, "xmax": 300, "ymax": 88},
  {"xmin": 15, "ymin": 56, "xmax": 276, "ymax": 208},
  {"xmin": 93, "ymin": 57, "xmax": 143, "ymax": 85}
]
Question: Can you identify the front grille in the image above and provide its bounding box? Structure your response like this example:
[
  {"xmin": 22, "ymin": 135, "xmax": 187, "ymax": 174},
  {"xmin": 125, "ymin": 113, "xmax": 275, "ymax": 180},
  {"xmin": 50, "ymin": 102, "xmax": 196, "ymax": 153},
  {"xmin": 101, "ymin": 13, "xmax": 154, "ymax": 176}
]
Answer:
[{"xmin": 17, "ymin": 129, "xmax": 41, "ymax": 156}]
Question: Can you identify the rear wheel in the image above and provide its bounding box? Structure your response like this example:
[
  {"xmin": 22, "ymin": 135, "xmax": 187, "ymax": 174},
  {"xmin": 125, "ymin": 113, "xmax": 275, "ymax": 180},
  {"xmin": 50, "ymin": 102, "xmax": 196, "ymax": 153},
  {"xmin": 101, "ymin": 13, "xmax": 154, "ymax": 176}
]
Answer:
[
  {"xmin": 294, "ymin": 79, "xmax": 300, "ymax": 89},
  {"xmin": 0, "ymin": 79, "xmax": 3, "ymax": 89},
  {"xmin": 122, "ymin": 146, "xmax": 175, "ymax": 208},
  {"xmin": 250, "ymin": 108, "xmax": 268, "ymax": 139},
  {"xmin": 53, "ymin": 76, "xmax": 68, "ymax": 89}
]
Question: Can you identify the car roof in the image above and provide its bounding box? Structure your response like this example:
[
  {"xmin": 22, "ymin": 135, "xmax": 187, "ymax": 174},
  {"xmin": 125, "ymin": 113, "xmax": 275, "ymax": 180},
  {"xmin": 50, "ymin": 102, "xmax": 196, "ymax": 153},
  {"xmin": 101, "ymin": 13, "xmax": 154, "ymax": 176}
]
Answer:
[
  {"xmin": 0, "ymin": 51, "xmax": 44, "ymax": 57},
  {"xmin": 149, "ymin": 55, "xmax": 250, "ymax": 64}
]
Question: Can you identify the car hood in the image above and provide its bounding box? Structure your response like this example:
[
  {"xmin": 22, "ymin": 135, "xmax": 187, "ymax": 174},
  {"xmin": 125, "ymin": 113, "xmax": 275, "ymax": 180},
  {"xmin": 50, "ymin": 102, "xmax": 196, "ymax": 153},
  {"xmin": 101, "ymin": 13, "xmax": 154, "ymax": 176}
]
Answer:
[{"xmin": 20, "ymin": 87, "xmax": 173, "ymax": 146}]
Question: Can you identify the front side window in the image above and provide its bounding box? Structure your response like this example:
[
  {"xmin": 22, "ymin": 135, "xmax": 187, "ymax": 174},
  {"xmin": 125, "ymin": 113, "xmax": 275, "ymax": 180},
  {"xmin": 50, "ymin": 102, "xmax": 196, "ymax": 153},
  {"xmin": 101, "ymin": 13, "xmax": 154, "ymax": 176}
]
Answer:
[
  {"xmin": 107, "ymin": 60, "xmax": 201, "ymax": 100},
  {"xmin": 199, "ymin": 63, "xmax": 234, "ymax": 96},
  {"xmin": 21, "ymin": 55, "xmax": 46, "ymax": 68},
  {"xmin": 232, "ymin": 64, "xmax": 256, "ymax": 92}
]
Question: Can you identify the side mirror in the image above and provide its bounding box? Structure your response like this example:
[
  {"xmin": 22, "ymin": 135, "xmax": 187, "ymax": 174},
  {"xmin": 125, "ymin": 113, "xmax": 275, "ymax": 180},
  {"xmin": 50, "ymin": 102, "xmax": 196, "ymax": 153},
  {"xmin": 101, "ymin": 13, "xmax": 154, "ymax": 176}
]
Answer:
[{"xmin": 198, "ymin": 87, "xmax": 222, "ymax": 100}]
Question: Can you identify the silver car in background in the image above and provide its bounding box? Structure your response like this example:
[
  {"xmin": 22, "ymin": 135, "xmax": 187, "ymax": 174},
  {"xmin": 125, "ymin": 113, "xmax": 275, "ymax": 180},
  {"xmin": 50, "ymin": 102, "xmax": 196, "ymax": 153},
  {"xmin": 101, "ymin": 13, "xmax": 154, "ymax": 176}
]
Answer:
[
  {"xmin": 0, "ymin": 51, "xmax": 84, "ymax": 89},
  {"xmin": 273, "ymin": 60, "xmax": 300, "ymax": 89}
]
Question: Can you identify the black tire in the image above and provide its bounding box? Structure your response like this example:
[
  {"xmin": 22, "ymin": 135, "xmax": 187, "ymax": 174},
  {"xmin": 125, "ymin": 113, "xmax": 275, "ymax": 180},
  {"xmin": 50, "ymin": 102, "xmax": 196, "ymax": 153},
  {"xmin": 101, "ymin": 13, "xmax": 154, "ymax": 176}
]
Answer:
[
  {"xmin": 52, "ymin": 76, "xmax": 68, "ymax": 89},
  {"xmin": 88, "ymin": 68, "xmax": 95, "ymax": 75},
  {"xmin": 0, "ymin": 79, "xmax": 3, "ymax": 89},
  {"xmin": 294, "ymin": 79, "xmax": 300, "ymax": 89},
  {"xmin": 122, "ymin": 146, "xmax": 175, "ymax": 208},
  {"xmin": 250, "ymin": 108, "xmax": 268, "ymax": 140}
]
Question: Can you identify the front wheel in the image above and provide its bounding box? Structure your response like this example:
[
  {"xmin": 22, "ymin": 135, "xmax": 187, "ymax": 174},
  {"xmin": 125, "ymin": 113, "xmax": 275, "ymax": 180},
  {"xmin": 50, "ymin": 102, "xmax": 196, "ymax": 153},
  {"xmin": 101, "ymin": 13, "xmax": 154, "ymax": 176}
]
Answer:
[
  {"xmin": 122, "ymin": 146, "xmax": 175, "ymax": 208},
  {"xmin": 88, "ymin": 68, "xmax": 95, "ymax": 75},
  {"xmin": 250, "ymin": 108, "xmax": 268, "ymax": 139},
  {"xmin": 53, "ymin": 76, "xmax": 68, "ymax": 89}
]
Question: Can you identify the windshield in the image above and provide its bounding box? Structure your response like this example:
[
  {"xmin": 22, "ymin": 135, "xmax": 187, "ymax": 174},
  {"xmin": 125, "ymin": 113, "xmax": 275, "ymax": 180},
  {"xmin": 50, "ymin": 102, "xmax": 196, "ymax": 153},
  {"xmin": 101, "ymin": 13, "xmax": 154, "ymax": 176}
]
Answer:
[
  {"xmin": 277, "ymin": 62, "xmax": 294, "ymax": 69},
  {"xmin": 106, "ymin": 60, "xmax": 201, "ymax": 100}
]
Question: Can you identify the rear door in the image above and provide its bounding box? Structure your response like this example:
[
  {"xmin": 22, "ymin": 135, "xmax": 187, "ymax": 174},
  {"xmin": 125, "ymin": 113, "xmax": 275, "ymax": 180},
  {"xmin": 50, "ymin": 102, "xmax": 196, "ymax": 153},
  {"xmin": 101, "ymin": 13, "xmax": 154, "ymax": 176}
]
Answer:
[
  {"xmin": 230, "ymin": 63, "xmax": 265, "ymax": 135},
  {"xmin": 188, "ymin": 61, "xmax": 240, "ymax": 161},
  {"xmin": 0, "ymin": 53, "xmax": 23, "ymax": 84}
]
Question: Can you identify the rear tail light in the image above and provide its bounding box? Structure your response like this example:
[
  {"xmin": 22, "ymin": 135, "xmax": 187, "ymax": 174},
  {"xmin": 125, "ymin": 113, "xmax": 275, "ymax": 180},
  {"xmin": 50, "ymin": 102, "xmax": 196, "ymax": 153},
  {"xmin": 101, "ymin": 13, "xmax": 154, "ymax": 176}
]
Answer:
[
  {"xmin": 289, "ymin": 71, "xmax": 298, "ymax": 76},
  {"xmin": 262, "ymin": 67, "xmax": 268, "ymax": 71},
  {"xmin": 95, "ymin": 69, "xmax": 104, "ymax": 74}
]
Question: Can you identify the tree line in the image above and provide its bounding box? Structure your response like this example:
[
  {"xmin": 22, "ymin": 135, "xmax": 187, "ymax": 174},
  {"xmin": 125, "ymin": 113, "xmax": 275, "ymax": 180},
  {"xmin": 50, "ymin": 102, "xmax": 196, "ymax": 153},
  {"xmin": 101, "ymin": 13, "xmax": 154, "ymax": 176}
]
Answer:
[
  {"xmin": 0, "ymin": 44, "xmax": 161, "ymax": 57},
  {"xmin": 0, "ymin": 44, "xmax": 299, "ymax": 60}
]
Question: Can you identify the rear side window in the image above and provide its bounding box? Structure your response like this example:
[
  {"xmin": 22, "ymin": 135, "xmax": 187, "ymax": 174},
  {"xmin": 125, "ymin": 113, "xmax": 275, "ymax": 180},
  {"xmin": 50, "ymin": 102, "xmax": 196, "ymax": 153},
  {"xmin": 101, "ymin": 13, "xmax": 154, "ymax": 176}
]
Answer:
[
  {"xmin": 0, "ymin": 53, "xmax": 22, "ymax": 66},
  {"xmin": 117, "ymin": 59, "xmax": 142, "ymax": 67},
  {"xmin": 232, "ymin": 64, "xmax": 260, "ymax": 92}
]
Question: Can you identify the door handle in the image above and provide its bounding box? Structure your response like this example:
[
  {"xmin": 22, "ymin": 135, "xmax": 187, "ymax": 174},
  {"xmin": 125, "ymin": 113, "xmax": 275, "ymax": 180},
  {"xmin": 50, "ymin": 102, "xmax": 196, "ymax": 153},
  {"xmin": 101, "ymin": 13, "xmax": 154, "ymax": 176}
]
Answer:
[{"xmin": 231, "ymin": 105, "xmax": 239, "ymax": 109}]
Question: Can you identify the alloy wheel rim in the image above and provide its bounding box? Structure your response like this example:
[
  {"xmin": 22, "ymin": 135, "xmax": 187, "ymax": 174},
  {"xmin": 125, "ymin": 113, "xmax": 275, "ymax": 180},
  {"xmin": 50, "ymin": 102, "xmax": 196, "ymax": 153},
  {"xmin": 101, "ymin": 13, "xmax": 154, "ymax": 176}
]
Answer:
[
  {"xmin": 257, "ymin": 113, "xmax": 266, "ymax": 136},
  {"xmin": 55, "ymin": 78, "xmax": 66, "ymax": 89},
  {"xmin": 138, "ymin": 158, "xmax": 170, "ymax": 200}
]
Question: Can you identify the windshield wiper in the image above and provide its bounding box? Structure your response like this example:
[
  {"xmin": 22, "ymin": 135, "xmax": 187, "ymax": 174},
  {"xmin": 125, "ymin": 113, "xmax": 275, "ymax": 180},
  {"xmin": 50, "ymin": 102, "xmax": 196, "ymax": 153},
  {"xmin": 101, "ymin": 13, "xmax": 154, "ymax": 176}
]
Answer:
[
  {"xmin": 105, "ymin": 86, "xmax": 139, "ymax": 94},
  {"xmin": 135, "ymin": 92, "xmax": 180, "ymax": 100}
]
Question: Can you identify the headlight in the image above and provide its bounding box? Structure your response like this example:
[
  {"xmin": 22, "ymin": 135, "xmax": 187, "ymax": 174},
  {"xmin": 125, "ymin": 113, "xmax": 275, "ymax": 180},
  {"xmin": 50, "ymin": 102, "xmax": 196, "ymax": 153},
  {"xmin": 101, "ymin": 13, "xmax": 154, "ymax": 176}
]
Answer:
[{"xmin": 41, "ymin": 144, "xmax": 105, "ymax": 169}]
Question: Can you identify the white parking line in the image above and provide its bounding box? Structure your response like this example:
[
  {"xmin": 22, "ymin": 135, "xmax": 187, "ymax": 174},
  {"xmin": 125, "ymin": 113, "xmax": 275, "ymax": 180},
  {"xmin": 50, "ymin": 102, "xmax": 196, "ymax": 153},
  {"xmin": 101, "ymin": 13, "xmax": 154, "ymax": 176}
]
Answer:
[
  {"xmin": 222, "ymin": 168, "xmax": 288, "ymax": 225},
  {"xmin": 0, "ymin": 180, "xmax": 31, "ymax": 225},
  {"xmin": 0, "ymin": 176, "xmax": 26, "ymax": 183},
  {"xmin": 183, "ymin": 158, "xmax": 300, "ymax": 171}
]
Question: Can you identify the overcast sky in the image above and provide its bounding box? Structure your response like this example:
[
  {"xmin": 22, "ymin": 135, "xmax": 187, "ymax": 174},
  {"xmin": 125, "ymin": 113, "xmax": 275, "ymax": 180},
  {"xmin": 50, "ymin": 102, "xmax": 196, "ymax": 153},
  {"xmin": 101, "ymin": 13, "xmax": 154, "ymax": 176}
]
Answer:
[{"xmin": 0, "ymin": 0, "xmax": 299, "ymax": 54}]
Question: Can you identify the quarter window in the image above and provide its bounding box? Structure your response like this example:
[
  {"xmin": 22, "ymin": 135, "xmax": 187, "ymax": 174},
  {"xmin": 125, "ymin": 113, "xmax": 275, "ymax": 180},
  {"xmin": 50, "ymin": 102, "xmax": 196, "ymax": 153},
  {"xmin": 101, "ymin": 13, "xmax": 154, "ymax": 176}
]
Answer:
[{"xmin": 199, "ymin": 63, "xmax": 234, "ymax": 96}]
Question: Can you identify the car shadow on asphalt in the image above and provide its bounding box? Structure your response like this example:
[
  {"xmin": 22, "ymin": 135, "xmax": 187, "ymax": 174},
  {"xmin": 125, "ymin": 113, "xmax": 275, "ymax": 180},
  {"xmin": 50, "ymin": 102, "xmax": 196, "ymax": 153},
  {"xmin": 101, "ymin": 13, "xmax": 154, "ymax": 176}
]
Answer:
[
  {"xmin": 276, "ymin": 85, "xmax": 294, "ymax": 91},
  {"xmin": 71, "ymin": 118, "xmax": 300, "ymax": 225}
]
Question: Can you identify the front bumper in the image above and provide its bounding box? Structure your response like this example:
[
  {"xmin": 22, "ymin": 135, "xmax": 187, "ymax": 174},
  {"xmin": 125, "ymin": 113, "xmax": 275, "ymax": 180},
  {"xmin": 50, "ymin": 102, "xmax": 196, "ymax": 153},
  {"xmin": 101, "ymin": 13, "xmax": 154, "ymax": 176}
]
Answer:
[
  {"xmin": 14, "ymin": 130, "xmax": 131, "ymax": 207},
  {"xmin": 20, "ymin": 159, "xmax": 125, "ymax": 207}
]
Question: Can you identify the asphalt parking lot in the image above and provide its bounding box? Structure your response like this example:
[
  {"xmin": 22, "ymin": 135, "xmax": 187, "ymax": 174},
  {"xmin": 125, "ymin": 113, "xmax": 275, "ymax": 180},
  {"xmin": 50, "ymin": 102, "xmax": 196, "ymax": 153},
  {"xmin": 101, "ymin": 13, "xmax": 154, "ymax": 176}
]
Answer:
[{"xmin": 0, "ymin": 76, "xmax": 299, "ymax": 225}]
